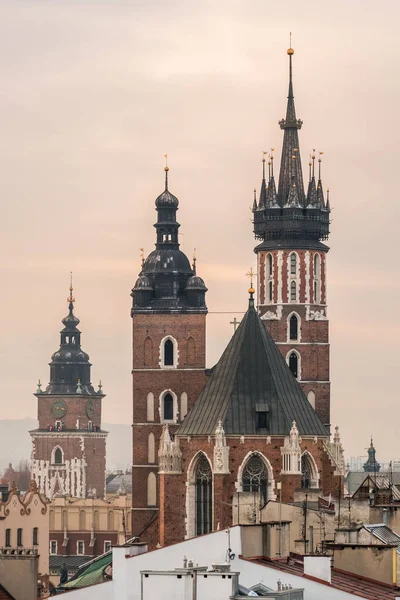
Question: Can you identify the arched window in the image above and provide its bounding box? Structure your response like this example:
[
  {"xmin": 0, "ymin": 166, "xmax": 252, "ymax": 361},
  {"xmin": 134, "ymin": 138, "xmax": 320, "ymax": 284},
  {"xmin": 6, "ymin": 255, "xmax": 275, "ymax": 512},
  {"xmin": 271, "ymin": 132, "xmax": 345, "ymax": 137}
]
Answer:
[
  {"xmin": 269, "ymin": 281, "xmax": 273, "ymax": 302},
  {"xmin": 5, "ymin": 529, "xmax": 11, "ymax": 547},
  {"xmin": 308, "ymin": 390, "xmax": 316, "ymax": 410},
  {"xmin": 195, "ymin": 456, "xmax": 212, "ymax": 536},
  {"xmin": 290, "ymin": 281, "xmax": 297, "ymax": 302},
  {"xmin": 301, "ymin": 454, "xmax": 312, "ymax": 489},
  {"xmin": 289, "ymin": 352, "xmax": 298, "ymax": 378},
  {"xmin": 290, "ymin": 253, "xmax": 297, "ymax": 275},
  {"xmin": 107, "ymin": 510, "xmax": 114, "ymax": 530},
  {"xmin": 52, "ymin": 447, "xmax": 63, "ymax": 465},
  {"xmin": 79, "ymin": 510, "xmax": 86, "ymax": 531},
  {"xmin": 313, "ymin": 253, "xmax": 320, "ymax": 278},
  {"xmin": 147, "ymin": 472, "xmax": 157, "ymax": 506},
  {"xmin": 146, "ymin": 392, "xmax": 154, "ymax": 422},
  {"xmin": 289, "ymin": 314, "xmax": 298, "ymax": 340},
  {"xmin": 180, "ymin": 392, "xmax": 188, "ymax": 420},
  {"xmin": 93, "ymin": 510, "xmax": 99, "ymax": 530},
  {"xmin": 148, "ymin": 432, "xmax": 155, "ymax": 463},
  {"xmin": 164, "ymin": 340, "xmax": 174, "ymax": 366},
  {"xmin": 313, "ymin": 254, "xmax": 320, "ymax": 303},
  {"xmin": 242, "ymin": 454, "xmax": 268, "ymax": 501},
  {"xmin": 267, "ymin": 253, "xmax": 273, "ymax": 277},
  {"xmin": 301, "ymin": 453, "xmax": 319, "ymax": 489},
  {"xmin": 163, "ymin": 393, "xmax": 174, "ymax": 421}
]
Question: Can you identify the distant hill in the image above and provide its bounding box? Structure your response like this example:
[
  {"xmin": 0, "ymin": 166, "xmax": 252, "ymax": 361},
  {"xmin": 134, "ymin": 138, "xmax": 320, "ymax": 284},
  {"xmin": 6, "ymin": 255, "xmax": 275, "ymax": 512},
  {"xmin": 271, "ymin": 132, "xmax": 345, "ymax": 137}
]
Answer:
[{"xmin": 0, "ymin": 419, "xmax": 131, "ymax": 473}]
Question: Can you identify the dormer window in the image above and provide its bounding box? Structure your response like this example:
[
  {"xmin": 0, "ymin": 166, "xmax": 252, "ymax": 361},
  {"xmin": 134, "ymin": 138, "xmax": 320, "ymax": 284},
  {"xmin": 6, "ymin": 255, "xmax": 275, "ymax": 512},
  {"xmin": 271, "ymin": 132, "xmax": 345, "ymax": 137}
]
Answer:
[{"xmin": 255, "ymin": 403, "xmax": 269, "ymax": 432}]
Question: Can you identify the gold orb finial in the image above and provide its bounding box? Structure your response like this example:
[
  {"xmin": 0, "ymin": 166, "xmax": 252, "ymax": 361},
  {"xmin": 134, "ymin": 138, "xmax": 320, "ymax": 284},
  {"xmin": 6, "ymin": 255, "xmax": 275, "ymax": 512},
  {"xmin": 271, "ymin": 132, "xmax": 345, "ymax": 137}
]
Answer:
[
  {"xmin": 248, "ymin": 286, "xmax": 255, "ymax": 295},
  {"xmin": 287, "ymin": 47, "xmax": 294, "ymax": 56}
]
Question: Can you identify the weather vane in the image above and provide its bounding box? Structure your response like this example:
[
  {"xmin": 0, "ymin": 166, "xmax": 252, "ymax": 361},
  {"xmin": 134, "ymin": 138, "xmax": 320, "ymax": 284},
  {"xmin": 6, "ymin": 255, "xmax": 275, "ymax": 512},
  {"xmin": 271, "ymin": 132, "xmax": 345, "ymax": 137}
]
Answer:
[{"xmin": 67, "ymin": 271, "xmax": 75, "ymax": 304}]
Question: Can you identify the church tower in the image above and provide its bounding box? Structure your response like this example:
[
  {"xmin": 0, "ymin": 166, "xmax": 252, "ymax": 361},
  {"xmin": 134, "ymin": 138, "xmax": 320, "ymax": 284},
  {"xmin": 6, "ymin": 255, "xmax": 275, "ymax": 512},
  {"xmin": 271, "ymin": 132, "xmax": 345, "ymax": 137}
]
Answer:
[
  {"xmin": 253, "ymin": 46, "xmax": 331, "ymax": 428},
  {"xmin": 131, "ymin": 166, "xmax": 207, "ymax": 546},
  {"xmin": 30, "ymin": 281, "xmax": 107, "ymax": 500}
]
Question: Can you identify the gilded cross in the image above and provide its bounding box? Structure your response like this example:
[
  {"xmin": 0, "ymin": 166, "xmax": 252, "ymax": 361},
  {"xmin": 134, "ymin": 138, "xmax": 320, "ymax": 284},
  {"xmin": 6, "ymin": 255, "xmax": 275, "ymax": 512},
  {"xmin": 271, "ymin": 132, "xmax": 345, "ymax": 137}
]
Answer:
[
  {"xmin": 230, "ymin": 317, "xmax": 240, "ymax": 332},
  {"xmin": 245, "ymin": 267, "xmax": 257, "ymax": 289}
]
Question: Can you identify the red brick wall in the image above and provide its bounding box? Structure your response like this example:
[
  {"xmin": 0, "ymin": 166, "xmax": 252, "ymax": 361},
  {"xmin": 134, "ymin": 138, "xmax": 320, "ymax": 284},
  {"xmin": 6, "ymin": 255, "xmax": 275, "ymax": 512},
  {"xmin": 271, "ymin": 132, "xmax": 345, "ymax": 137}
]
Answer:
[
  {"xmin": 37, "ymin": 395, "xmax": 102, "ymax": 430},
  {"xmin": 131, "ymin": 312, "xmax": 207, "ymax": 544},
  {"xmin": 158, "ymin": 435, "xmax": 337, "ymax": 548}
]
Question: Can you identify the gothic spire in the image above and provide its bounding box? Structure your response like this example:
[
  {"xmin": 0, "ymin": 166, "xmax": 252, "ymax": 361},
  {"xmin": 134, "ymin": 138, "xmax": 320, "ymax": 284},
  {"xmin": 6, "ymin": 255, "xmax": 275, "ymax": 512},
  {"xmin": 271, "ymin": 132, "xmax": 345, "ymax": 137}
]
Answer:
[
  {"xmin": 277, "ymin": 46, "xmax": 305, "ymax": 206},
  {"xmin": 258, "ymin": 156, "xmax": 267, "ymax": 208}
]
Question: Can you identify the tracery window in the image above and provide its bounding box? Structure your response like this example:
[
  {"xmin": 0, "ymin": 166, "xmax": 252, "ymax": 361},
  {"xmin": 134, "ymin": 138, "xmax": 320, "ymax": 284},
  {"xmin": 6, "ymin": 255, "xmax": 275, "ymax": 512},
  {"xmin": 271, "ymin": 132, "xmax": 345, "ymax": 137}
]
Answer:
[
  {"xmin": 242, "ymin": 454, "xmax": 268, "ymax": 501},
  {"xmin": 301, "ymin": 454, "xmax": 312, "ymax": 489},
  {"xmin": 53, "ymin": 447, "xmax": 63, "ymax": 465},
  {"xmin": 290, "ymin": 281, "xmax": 297, "ymax": 302},
  {"xmin": 267, "ymin": 253, "xmax": 273, "ymax": 277},
  {"xmin": 195, "ymin": 456, "xmax": 212, "ymax": 536}
]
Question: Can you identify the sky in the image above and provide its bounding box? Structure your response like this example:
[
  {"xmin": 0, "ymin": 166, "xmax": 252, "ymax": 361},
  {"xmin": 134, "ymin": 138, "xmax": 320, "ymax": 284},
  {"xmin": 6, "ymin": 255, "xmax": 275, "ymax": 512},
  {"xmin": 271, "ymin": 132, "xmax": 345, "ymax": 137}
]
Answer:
[{"xmin": 0, "ymin": 0, "xmax": 399, "ymax": 463}]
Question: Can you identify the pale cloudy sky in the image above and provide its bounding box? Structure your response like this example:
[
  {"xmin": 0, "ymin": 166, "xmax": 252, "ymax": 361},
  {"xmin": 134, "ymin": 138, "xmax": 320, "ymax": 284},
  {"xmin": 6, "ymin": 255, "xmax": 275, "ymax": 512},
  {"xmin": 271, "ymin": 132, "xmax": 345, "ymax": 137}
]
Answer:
[{"xmin": 1, "ymin": 0, "xmax": 399, "ymax": 463}]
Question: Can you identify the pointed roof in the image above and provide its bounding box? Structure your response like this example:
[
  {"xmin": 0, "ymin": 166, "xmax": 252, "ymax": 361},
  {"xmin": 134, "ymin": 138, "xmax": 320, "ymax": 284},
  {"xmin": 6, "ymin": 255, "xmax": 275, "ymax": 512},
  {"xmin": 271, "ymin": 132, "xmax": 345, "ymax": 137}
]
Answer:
[
  {"xmin": 277, "ymin": 48, "xmax": 305, "ymax": 206},
  {"xmin": 178, "ymin": 300, "xmax": 328, "ymax": 437}
]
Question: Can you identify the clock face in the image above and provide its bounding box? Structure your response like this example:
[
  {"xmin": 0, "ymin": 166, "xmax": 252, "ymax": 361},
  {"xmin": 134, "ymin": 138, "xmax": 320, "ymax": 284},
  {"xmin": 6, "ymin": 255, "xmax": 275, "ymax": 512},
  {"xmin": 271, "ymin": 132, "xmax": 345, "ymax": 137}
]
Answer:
[
  {"xmin": 86, "ymin": 399, "xmax": 95, "ymax": 419},
  {"xmin": 52, "ymin": 399, "xmax": 67, "ymax": 418}
]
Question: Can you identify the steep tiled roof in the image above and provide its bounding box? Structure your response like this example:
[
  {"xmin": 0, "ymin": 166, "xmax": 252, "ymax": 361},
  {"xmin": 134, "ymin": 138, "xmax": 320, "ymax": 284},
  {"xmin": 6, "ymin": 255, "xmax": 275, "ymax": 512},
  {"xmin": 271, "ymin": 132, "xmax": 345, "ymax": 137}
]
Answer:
[
  {"xmin": 62, "ymin": 552, "xmax": 112, "ymax": 589},
  {"xmin": 178, "ymin": 304, "xmax": 328, "ymax": 436},
  {"xmin": 364, "ymin": 524, "xmax": 400, "ymax": 552},
  {"xmin": 244, "ymin": 557, "xmax": 400, "ymax": 600}
]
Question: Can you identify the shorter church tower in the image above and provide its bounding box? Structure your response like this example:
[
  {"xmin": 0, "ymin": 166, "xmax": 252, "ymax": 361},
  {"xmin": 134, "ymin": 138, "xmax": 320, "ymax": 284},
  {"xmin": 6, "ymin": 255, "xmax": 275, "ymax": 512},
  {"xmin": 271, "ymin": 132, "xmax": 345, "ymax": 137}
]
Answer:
[
  {"xmin": 131, "ymin": 166, "xmax": 208, "ymax": 547},
  {"xmin": 30, "ymin": 282, "xmax": 107, "ymax": 500}
]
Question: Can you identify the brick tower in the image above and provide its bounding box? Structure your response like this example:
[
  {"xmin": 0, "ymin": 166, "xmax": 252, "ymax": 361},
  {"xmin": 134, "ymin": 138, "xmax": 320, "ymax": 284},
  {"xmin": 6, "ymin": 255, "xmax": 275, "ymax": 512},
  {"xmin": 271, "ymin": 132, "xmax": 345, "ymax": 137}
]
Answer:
[
  {"xmin": 130, "ymin": 166, "xmax": 207, "ymax": 547},
  {"xmin": 30, "ymin": 281, "xmax": 107, "ymax": 500},
  {"xmin": 253, "ymin": 46, "xmax": 331, "ymax": 428}
]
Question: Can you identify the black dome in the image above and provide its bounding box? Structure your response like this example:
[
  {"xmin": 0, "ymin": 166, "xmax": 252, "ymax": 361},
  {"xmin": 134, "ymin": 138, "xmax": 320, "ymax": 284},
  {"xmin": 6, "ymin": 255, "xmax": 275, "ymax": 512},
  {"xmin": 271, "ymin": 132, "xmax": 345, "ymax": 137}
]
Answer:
[
  {"xmin": 143, "ymin": 248, "xmax": 192, "ymax": 274},
  {"xmin": 186, "ymin": 275, "xmax": 207, "ymax": 290},
  {"xmin": 155, "ymin": 189, "xmax": 179, "ymax": 208},
  {"xmin": 133, "ymin": 274, "xmax": 153, "ymax": 290}
]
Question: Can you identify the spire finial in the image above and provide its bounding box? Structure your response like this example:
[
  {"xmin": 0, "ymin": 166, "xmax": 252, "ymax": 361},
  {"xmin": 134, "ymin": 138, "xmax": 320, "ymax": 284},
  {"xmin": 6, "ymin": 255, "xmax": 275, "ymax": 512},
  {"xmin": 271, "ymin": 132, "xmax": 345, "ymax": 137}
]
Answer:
[
  {"xmin": 192, "ymin": 248, "xmax": 197, "ymax": 274},
  {"xmin": 262, "ymin": 151, "xmax": 267, "ymax": 179},
  {"xmin": 312, "ymin": 150, "xmax": 316, "ymax": 179},
  {"xmin": 318, "ymin": 151, "xmax": 324, "ymax": 180},
  {"xmin": 270, "ymin": 148, "xmax": 275, "ymax": 177},
  {"xmin": 287, "ymin": 33, "xmax": 294, "ymax": 97},
  {"xmin": 140, "ymin": 248, "xmax": 145, "ymax": 268},
  {"xmin": 67, "ymin": 272, "xmax": 75, "ymax": 309},
  {"xmin": 309, "ymin": 157, "xmax": 312, "ymax": 182},
  {"xmin": 164, "ymin": 153, "xmax": 169, "ymax": 190}
]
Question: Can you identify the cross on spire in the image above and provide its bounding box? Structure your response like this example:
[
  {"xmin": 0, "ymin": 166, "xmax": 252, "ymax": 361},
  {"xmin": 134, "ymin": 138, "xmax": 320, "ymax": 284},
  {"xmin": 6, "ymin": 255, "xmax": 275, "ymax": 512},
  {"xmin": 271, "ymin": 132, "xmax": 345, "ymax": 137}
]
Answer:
[{"xmin": 230, "ymin": 317, "xmax": 241, "ymax": 333}]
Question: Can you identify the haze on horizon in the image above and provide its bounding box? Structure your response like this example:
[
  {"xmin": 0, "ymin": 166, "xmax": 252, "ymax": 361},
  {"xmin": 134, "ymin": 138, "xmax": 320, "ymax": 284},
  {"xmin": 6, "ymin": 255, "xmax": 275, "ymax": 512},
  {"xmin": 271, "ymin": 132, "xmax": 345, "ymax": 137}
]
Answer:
[{"xmin": 0, "ymin": 0, "xmax": 399, "ymax": 463}]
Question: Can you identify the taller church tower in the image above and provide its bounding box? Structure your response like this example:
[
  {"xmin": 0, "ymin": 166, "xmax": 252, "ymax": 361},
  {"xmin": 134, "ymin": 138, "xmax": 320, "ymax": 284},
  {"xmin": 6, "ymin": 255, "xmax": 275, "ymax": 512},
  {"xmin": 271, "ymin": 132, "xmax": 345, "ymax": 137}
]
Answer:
[
  {"xmin": 131, "ymin": 167, "xmax": 208, "ymax": 545},
  {"xmin": 30, "ymin": 283, "xmax": 107, "ymax": 500},
  {"xmin": 253, "ymin": 46, "xmax": 331, "ymax": 428}
]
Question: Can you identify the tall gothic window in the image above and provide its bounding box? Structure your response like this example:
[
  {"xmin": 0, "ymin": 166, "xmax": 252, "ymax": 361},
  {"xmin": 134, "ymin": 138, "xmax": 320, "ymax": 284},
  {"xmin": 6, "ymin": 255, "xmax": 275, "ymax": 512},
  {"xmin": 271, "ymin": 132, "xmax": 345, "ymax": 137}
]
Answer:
[
  {"xmin": 290, "ymin": 253, "xmax": 297, "ymax": 275},
  {"xmin": 163, "ymin": 393, "xmax": 174, "ymax": 421},
  {"xmin": 301, "ymin": 454, "xmax": 312, "ymax": 489},
  {"xmin": 289, "ymin": 314, "xmax": 298, "ymax": 340},
  {"xmin": 242, "ymin": 454, "xmax": 268, "ymax": 501},
  {"xmin": 269, "ymin": 281, "xmax": 273, "ymax": 302},
  {"xmin": 195, "ymin": 456, "xmax": 212, "ymax": 536},
  {"xmin": 53, "ymin": 447, "xmax": 63, "ymax": 465},
  {"xmin": 289, "ymin": 352, "xmax": 298, "ymax": 378},
  {"xmin": 164, "ymin": 340, "xmax": 174, "ymax": 366},
  {"xmin": 267, "ymin": 253, "xmax": 273, "ymax": 276},
  {"xmin": 290, "ymin": 281, "xmax": 297, "ymax": 302}
]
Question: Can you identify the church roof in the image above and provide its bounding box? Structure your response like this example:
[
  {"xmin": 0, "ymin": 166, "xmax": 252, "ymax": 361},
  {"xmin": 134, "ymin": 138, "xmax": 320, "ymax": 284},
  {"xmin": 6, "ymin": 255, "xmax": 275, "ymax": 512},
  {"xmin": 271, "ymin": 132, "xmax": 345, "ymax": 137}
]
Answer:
[{"xmin": 178, "ymin": 300, "xmax": 328, "ymax": 437}]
